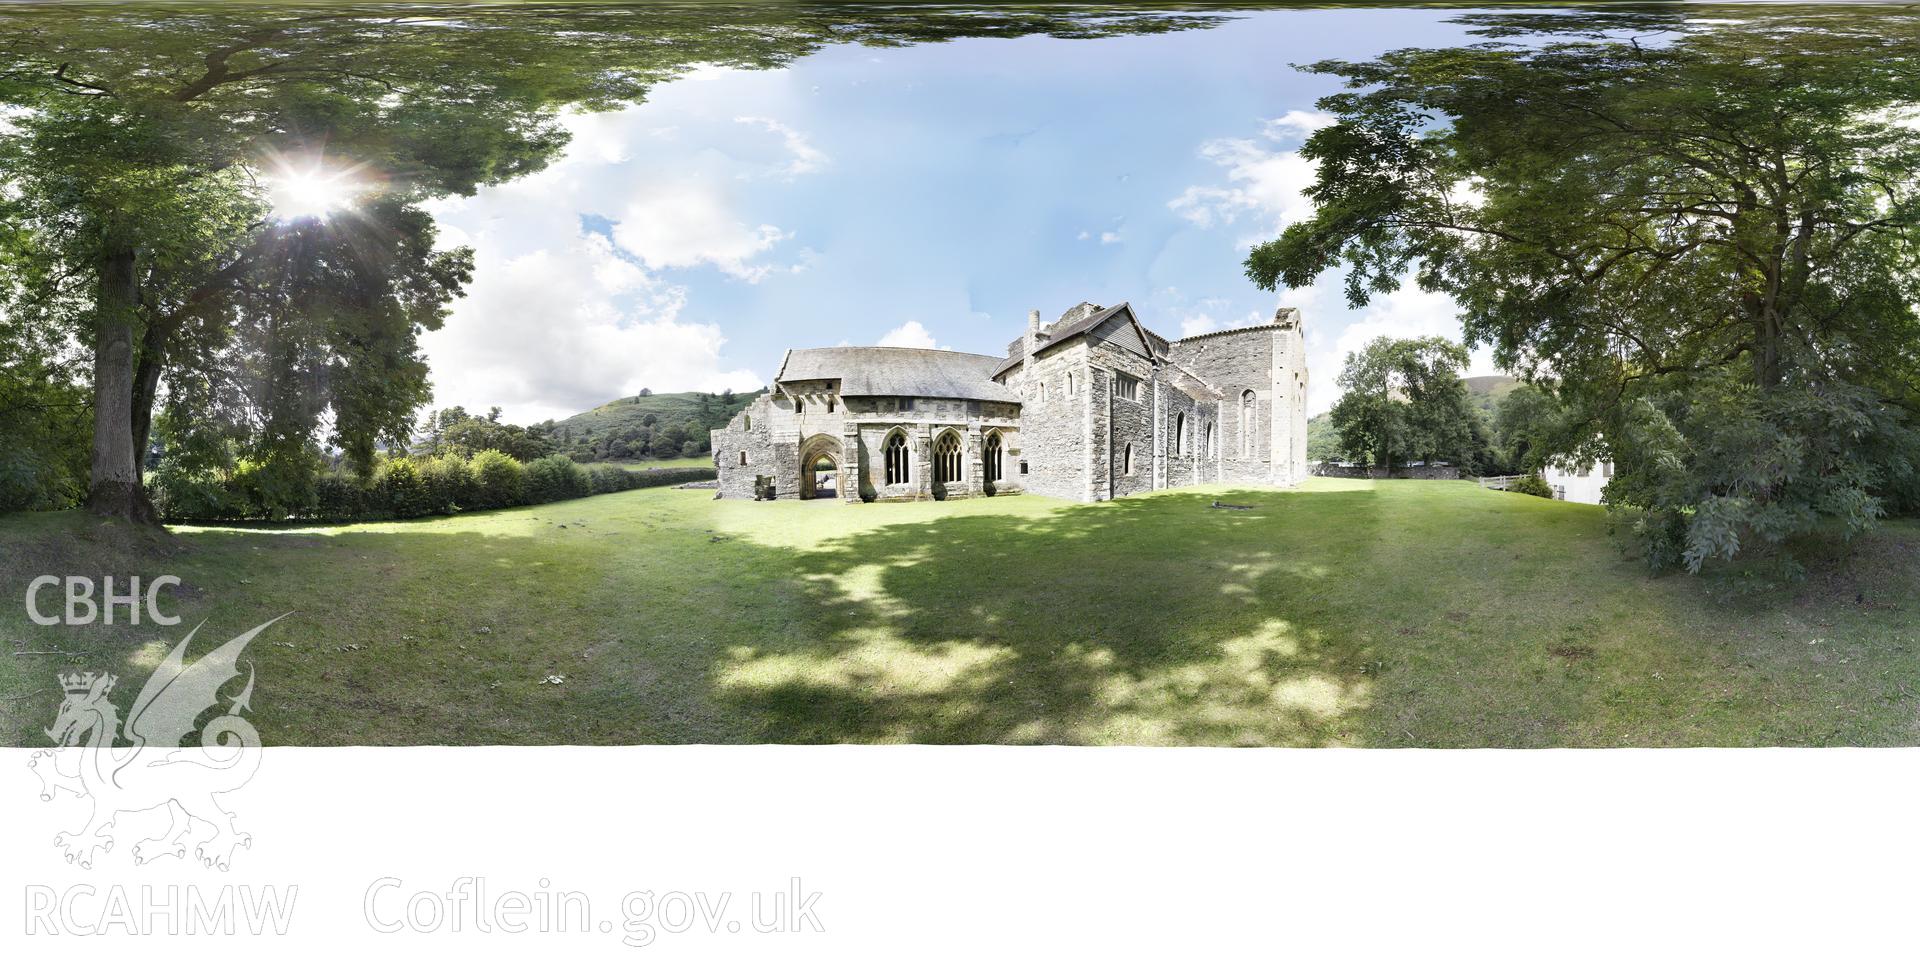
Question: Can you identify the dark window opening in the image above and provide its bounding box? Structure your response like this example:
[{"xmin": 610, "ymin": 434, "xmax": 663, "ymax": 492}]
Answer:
[
  {"xmin": 884, "ymin": 432, "xmax": 910, "ymax": 485},
  {"xmin": 934, "ymin": 432, "xmax": 963, "ymax": 483}
]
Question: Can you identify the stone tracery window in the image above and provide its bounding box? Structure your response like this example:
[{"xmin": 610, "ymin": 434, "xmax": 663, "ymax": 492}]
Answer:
[
  {"xmin": 934, "ymin": 432, "xmax": 963, "ymax": 483},
  {"xmin": 884, "ymin": 431, "xmax": 910, "ymax": 485},
  {"xmin": 984, "ymin": 432, "xmax": 1004, "ymax": 484}
]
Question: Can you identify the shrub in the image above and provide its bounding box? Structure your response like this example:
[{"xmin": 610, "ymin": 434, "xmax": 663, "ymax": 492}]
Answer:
[
  {"xmin": 469, "ymin": 449, "xmax": 525, "ymax": 509},
  {"xmin": 313, "ymin": 473, "xmax": 371, "ymax": 522},
  {"xmin": 586, "ymin": 463, "xmax": 635, "ymax": 495},
  {"xmin": 151, "ymin": 447, "xmax": 686, "ymax": 523},
  {"xmin": 1508, "ymin": 473, "xmax": 1554, "ymax": 499},
  {"xmin": 375, "ymin": 457, "xmax": 435, "ymax": 518},
  {"xmin": 0, "ymin": 447, "xmax": 83, "ymax": 513},
  {"xmin": 626, "ymin": 466, "xmax": 715, "ymax": 489},
  {"xmin": 524, "ymin": 454, "xmax": 588, "ymax": 504},
  {"xmin": 419, "ymin": 454, "xmax": 476, "ymax": 514},
  {"xmin": 148, "ymin": 465, "xmax": 241, "ymax": 522}
]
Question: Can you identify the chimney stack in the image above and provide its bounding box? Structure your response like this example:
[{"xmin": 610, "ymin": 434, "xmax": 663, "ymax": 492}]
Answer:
[{"xmin": 1024, "ymin": 309, "xmax": 1042, "ymax": 371}]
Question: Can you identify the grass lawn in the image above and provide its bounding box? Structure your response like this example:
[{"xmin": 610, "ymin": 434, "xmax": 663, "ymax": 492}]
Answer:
[
  {"xmin": 3, "ymin": 479, "xmax": 1918, "ymax": 746},
  {"xmin": 613, "ymin": 456, "xmax": 713, "ymax": 471}
]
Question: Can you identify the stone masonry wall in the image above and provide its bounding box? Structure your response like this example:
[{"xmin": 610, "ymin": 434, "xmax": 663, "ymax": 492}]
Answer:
[
  {"xmin": 716, "ymin": 306, "xmax": 1304, "ymax": 504},
  {"xmin": 1168, "ymin": 327, "xmax": 1279, "ymax": 485},
  {"xmin": 711, "ymin": 393, "xmax": 779, "ymax": 499},
  {"xmin": 1157, "ymin": 362, "xmax": 1220, "ymax": 489},
  {"xmin": 1097, "ymin": 346, "xmax": 1156, "ymax": 500},
  {"xmin": 1005, "ymin": 341, "xmax": 1091, "ymax": 501}
]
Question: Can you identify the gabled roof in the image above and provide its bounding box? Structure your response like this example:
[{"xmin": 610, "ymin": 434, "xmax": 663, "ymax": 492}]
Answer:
[
  {"xmin": 776, "ymin": 346, "xmax": 1019, "ymax": 404},
  {"xmin": 990, "ymin": 301, "xmax": 1168, "ymax": 380},
  {"xmin": 1035, "ymin": 302, "xmax": 1138, "ymax": 358}
]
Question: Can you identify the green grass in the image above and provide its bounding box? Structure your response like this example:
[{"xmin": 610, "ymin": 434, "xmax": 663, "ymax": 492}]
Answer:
[
  {"xmin": 4, "ymin": 480, "xmax": 1918, "ymax": 746},
  {"xmin": 613, "ymin": 456, "xmax": 712, "ymax": 470}
]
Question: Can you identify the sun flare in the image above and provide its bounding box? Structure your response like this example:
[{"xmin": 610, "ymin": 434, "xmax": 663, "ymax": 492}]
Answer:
[{"xmin": 264, "ymin": 156, "xmax": 367, "ymax": 221}]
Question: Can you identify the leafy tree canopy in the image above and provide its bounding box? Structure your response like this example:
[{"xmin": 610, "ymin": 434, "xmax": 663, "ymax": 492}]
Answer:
[
  {"xmin": 1249, "ymin": 8, "xmax": 1920, "ymax": 573},
  {"xmin": 1330, "ymin": 336, "xmax": 1487, "ymax": 472},
  {"xmin": 0, "ymin": 2, "xmax": 1229, "ymax": 520}
]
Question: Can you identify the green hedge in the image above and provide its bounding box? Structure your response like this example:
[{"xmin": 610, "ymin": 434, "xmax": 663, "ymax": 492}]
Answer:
[
  {"xmin": 149, "ymin": 450, "xmax": 715, "ymax": 523},
  {"xmin": 1507, "ymin": 473, "xmax": 1554, "ymax": 498}
]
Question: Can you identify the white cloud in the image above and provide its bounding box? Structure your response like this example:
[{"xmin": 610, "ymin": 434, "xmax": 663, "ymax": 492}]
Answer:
[
  {"xmin": 877, "ymin": 320, "xmax": 948, "ymax": 350},
  {"xmin": 1293, "ymin": 276, "xmax": 1496, "ymax": 416},
  {"xmin": 1179, "ymin": 314, "xmax": 1222, "ymax": 338},
  {"xmin": 418, "ymin": 233, "xmax": 762, "ymax": 424},
  {"xmin": 1167, "ymin": 109, "xmax": 1333, "ymax": 239},
  {"xmin": 1099, "ymin": 230, "xmax": 1123, "ymax": 245},
  {"xmin": 1076, "ymin": 230, "xmax": 1091, "ymax": 240},
  {"xmin": 734, "ymin": 116, "xmax": 829, "ymax": 177},
  {"xmin": 1263, "ymin": 109, "xmax": 1336, "ymax": 140},
  {"xmin": 415, "ymin": 75, "xmax": 833, "ymax": 423},
  {"xmin": 610, "ymin": 179, "xmax": 790, "ymax": 282}
]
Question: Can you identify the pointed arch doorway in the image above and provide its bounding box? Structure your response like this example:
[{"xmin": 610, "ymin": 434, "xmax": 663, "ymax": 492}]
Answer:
[{"xmin": 796, "ymin": 434, "xmax": 844, "ymax": 500}]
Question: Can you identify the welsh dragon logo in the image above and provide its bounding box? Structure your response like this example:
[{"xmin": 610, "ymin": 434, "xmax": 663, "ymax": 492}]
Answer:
[{"xmin": 27, "ymin": 615, "xmax": 286, "ymax": 871}]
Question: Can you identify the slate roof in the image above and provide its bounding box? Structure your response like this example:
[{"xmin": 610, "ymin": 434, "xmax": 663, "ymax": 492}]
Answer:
[
  {"xmin": 776, "ymin": 346, "xmax": 1019, "ymax": 404},
  {"xmin": 988, "ymin": 347, "xmax": 1023, "ymax": 381},
  {"xmin": 1036, "ymin": 302, "xmax": 1135, "ymax": 358},
  {"xmin": 989, "ymin": 301, "xmax": 1167, "ymax": 380}
]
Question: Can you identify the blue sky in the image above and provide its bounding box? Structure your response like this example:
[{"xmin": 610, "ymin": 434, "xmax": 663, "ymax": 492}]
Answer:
[{"xmin": 420, "ymin": 8, "xmax": 1497, "ymax": 424}]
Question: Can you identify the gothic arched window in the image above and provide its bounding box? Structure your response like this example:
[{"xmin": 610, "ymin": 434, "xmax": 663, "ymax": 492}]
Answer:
[
  {"xmin": 884, "ymin": 432, "xmax": 910, "ymax": 485},
  {"xmin": 934, "ymin": 432, "xmax": 963, "ymax": 483}
]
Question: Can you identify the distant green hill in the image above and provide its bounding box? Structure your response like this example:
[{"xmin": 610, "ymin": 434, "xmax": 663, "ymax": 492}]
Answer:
[
  {"xmin": 1463, "ymin": 374, "xmax": 1519, "ymax": 397},
  {"xmin": 1306, "ymin": 412, "xmax": 1341, "ymax": 462},
  {"xmin": 1462, "ymin": 375, "xmax": 1519, "ymax": 417},
  {"xmin": 542, "ymin": 389, "xmax": 764, "ymax": 462}
]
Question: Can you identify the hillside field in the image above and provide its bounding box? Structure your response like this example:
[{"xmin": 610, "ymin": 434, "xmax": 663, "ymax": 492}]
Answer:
[
  {"xmin": 546, "ymin": 389, "xmax": 762, "ymax": 462},
  {"xmin": 3, "ymin": 480, "xmax": 1917, "ymax": 746}
]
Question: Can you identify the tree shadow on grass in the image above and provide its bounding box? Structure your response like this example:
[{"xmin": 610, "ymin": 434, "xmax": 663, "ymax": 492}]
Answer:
[
  {"xmin": 0, "ymin": 488, "xmax": 1398, "ymax": 746},
  {"xmin": 705, "ymin": 488, "xmax": 1389, "ymax": 745},
  {"xmin": 28, "ymin": 481, "xmax": 1891, "ymax": 747}
]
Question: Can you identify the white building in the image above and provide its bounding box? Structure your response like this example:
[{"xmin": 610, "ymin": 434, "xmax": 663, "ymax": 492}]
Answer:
[{"xmin": 1543, "ymin": 457, "xmax": 1612, "ymax": 505}]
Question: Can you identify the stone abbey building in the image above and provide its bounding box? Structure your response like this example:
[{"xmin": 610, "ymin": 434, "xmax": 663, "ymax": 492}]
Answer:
[{"xmin": 711, "ymin": 300, "xmax": 1308, "ymax": 503}]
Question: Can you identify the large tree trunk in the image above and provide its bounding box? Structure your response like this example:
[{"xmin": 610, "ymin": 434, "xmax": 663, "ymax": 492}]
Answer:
[
  {"xmin": 130, "ymin": 315, "xmax": 174, "ymax": 486},
  {"xmin": 86, "ymin": 245, "xmax": 159, "ymax": 524}
]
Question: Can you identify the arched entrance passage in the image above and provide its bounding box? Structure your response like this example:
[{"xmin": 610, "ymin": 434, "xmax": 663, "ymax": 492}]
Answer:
[
  {"xmin": 983, "ymin": 431, "xmax": 1004, "ymax": 493},
  {"xmin": 796, "ymin": 434, "xmax": 844, "ymax": 500},
  {"xmin": 931, "ymin": 429, "xmax": 963, "ymax": 500}
]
